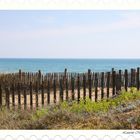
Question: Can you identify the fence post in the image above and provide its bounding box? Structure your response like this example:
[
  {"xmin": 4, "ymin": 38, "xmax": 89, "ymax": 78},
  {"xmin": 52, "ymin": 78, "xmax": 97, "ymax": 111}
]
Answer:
[
  {"xmin": 119, "ymin": 70, "xmax": 122, "ymax": 89},
  {"xmin": 38, "ymin": 70, "xmax": 41, "ymax": 87},
  {"xmin": 116, "ymin": 73, "xmax": 120, "ymax": 95},
  {"xmin": 5, "ymin": 87, "xmax": 10, "ymax": 109},
  {"xmin": 36, "ymin": 81, "xmax": 38, "ymax": 108},
  {"xmin": 83, "ymin": 74, "xmax": 86, "ymax": 101},
  {"xmin": 137, "ymin": 67, "xmax": 140, "ymax": 90},
  {"xmin": 71, "ymin": 76, "xmax": 75, "ymax": 100},
  {"xmin": 107, "ymin": 72, "xmax": 110, "ymax": 98},
  {"xmin": 92, "ymin": 72, "xmax": 94, "ymax": 89},
  {"xmin": 131, "ymin": 68, "xmax": 134, "ymax": 87},
  {"xmin": 0, "ymin": 85, "xmax": 2, "ymax": 108},
  {"xmin": 134, "ymin": 69, "xmax": 136, "ymax": 86},
  {"xmin": 30, "ymin": 82, "xmax": 33, "ymax": 110},
  {"xmin": 112, "ymin": 70, "xmax": 116, "ymax": 96},
  {"xmin": 41, "ymin": 81, "xmax": 44, "ymax": 107},
  {"xmin": 66, "ymin": 77, "xmax": 69, "ymax": 101},
  {"xmin": 77, "ymin": 74, "xmax": 80, "ymax": 103},
  {"xmin": 64, "ymin": 68, "xmax": 67, "ymax": 78},
  {"xmin": 124, "ymin": 69, "xmax": 128, "ymax": 92},
  {"xmin": 95, "ymin": 73, "xmax": 98, "ymax": 102},
  {"xmin": 27, "ymin": 72, "xmax": 30, "ymax": 84},
  {"xmin": 116, "ymin": 70, "xmax": 122, "ymax": 95},
  {"xmin": 17, "ymin": 83, "xmax": 21, "ymax": 109},
  {"xmin": 101, "ymin": 72, "xmax": 104, "ymax": 99},
  {"xmin": 53, "ymin": 78, "xmax": 56, "ymax": 103},
  {"xmin": 88, "ymin": 72, "xmax": 92, "ymax": 100},
  {"xmin": 19, "ymin": 69, "xmax": 22, "ymax": 81},
  {"xmin": 47, "ymin": 80, "xmax": 50, "ymax": 104},
  {"xmin": 11, "ymin": 83, "xmax": 15, "ymax": 109},
  {"xmin": 60, "ymin": 78, "xmax": 63, "ymax": 102},
  {"xmin": 24, "ymin": 83, "xmax": 27, "ymax": 110},
  {"xmin": 111, "ymin": 68, "xmax": 114, "ymax": 87}
]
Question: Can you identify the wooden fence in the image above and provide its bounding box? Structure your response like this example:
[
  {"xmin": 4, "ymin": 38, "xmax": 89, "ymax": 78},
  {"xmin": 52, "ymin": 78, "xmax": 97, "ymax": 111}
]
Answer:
[{"xmin": 0, "ymin": 68, "xmax": 139, "ymax": 110}]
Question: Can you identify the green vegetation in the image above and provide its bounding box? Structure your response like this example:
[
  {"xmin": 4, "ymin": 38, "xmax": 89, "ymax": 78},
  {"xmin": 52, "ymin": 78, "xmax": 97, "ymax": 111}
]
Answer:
[
  {"xmin": 59, "ymin": 87, "xmax": 140, "ymax": 113},
  {"xmin": 1, "ymin": 87, "xmax": 140, "ymax": 129},
  {"xmin": 31, "ymin": 108, "xmax": 49, "ymax": 121}
]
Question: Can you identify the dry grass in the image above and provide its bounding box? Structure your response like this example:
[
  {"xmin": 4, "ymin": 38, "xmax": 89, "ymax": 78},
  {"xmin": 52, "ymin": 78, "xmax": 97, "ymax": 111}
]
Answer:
[{"xmin": 0, "ymin": 88, "xmax": 140, "ymax": 129}]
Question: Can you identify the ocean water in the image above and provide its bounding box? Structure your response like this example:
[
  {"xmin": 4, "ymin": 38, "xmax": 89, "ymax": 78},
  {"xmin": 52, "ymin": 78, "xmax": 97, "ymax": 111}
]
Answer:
[{"xmin": 0, "ymin": 59, "xmax": 140, "ymax": 73}]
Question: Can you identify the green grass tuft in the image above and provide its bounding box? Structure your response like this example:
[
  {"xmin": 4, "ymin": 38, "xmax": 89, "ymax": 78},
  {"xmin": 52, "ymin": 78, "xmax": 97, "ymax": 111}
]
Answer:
[{"xmin": 31, "ymin": 108, "xmax": 49, "ymax": 121}]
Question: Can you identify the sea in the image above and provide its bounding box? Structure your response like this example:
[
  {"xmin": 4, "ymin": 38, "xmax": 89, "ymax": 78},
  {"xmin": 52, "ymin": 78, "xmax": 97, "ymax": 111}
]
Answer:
[{"xmin": 0, "ymin": 59, "xmax": 140, "ymax": 73}]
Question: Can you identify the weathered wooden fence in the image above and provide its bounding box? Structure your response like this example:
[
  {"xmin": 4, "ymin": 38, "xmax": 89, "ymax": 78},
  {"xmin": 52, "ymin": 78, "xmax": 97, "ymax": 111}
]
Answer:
[{"xmin": 0, "ymin": 68, "xmax": 139, "ymax": 110}]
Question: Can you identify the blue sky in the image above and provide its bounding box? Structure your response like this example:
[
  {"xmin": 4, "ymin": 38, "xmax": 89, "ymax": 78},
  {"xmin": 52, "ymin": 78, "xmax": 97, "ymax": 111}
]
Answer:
[{"xmin": 0, "ymin": 10, "xmax": 140, "ymax": 58}]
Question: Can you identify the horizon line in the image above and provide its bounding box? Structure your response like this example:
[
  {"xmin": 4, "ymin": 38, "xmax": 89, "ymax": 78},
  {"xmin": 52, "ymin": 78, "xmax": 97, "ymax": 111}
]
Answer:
[{"xmin": 0, "ymin": 58, "xmax": 140, "ymax": 59}]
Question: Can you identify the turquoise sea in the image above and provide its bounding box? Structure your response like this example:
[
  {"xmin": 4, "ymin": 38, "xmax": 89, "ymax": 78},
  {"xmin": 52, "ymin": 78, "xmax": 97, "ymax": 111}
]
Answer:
[{"xmin": 0, "ymin": 59, "xmax": 140, "ymax": 73}]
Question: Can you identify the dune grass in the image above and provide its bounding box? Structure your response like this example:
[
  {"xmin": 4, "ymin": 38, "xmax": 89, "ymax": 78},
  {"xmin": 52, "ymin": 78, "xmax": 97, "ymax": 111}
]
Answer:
[{"xmin": 0, "ymin": 87, "xmax": 140, "ymax": 129}]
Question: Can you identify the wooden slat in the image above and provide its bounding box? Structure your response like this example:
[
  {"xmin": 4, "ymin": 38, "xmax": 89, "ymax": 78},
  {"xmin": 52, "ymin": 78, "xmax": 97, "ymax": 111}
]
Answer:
[
  {"xmin": 11, "ymin": 83, "xmax": 15, "ymax": 109},
  {"xmin": 0, "ymin": 85, "xmax": 2, "ymax": 108},
  {"xmin": 77, "ymin": 74, "xmax": 80, "ymax": 103},
  {"xmin": 53, "ymin": 79, "xmax": 56, "ymax": 103},
  {"xmin": 83, "ymin": 74, "xmax": 86, "ymax": 101},
  {"xmin": 35, "ymin": 81, "xmax": 38, "ymax": 108},
  {"xmin": 95, "ymin": 73, "xmax": 98, "ymax": 102},
  {"xmin": 137, "ymin": 67, "xmax": 140, "ymax": 90},
  {"xmin": 124, "ymin": 69, "xmax": 128, "ymax": 92},
  {"xmin": 47, "ymin": 80, "xmax": 50, "ymax": 104},
  {"xmin": 23, "ymin": 85, "xmax": 27, "ymax": 110},
  {"xmin": 88, "ymin": 73, "xmax": 92, "ymax": 100},
  {"xmin": 60, "ymin": 78, "xmax": 63, "ymax": 102},
  {"xmin": 71, "ymin": 76, "xmax": 75, "ymax": 100},
  {"xmin": 30, "ymin": 82, "xmax": 33, "ymax": 110},
  {"xmin": 5, "ymin": 87, "xmax": 10, "ymax": 109},
  {"xmin": 112, "ymin": 70, "xmax": 116, "ymax": 96},
  {"xmin": 101, "ymin": 72, "xmax": 104, "ymax": 99},
  {"xmin": 107, "ymin": 72, "xmax": 110, "ymax": 98},
  {"xmin": 17, "ymin": 83, "xmax": 21, "ymax": 109},
  {"xmin": 66, "ymin": 78, "xmax": 69, "ymax": 101},
  {"xmin": 41, "ymin": 81, "xmax": 44, "ymax": 107}
]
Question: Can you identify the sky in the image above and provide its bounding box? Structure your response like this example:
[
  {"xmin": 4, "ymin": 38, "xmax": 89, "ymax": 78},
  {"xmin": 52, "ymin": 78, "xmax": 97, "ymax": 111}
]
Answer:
[{"xmin": 0, "ymin": 10, "xmax": 140, "ymax": 58}]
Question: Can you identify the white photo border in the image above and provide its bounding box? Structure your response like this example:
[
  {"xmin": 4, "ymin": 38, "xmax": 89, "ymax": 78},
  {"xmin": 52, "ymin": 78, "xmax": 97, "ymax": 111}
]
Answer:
[{"xmin": 0, "ymin": 0, "xmax": 140, "ymax": 139}]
